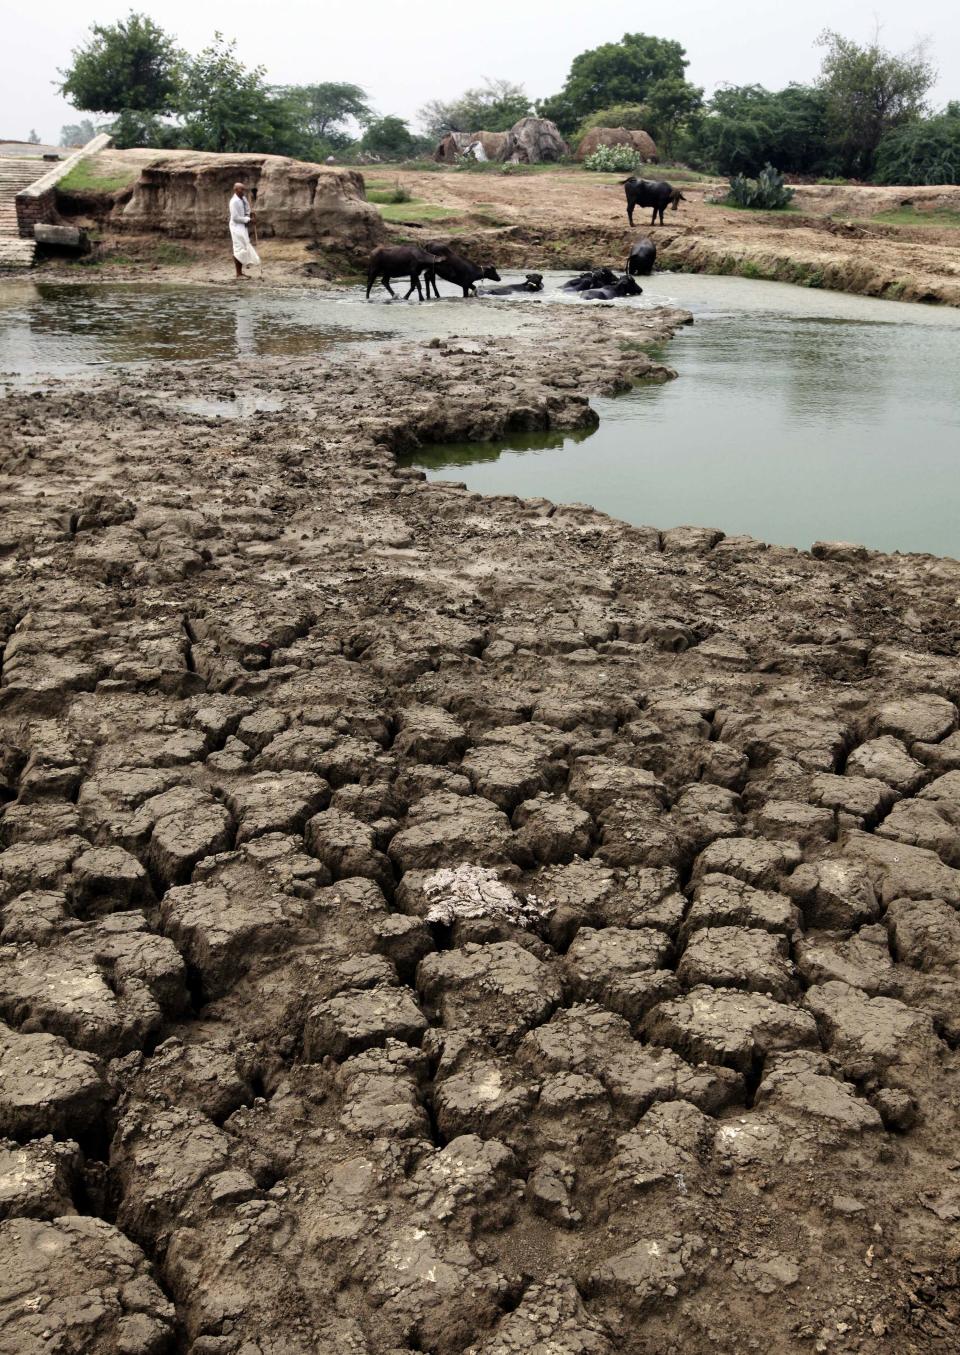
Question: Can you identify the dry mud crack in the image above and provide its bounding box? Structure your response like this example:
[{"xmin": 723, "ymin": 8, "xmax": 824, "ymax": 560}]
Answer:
[{"xmin": 1, "ymin": 298, "xmax": 960, "ymax": 1354}]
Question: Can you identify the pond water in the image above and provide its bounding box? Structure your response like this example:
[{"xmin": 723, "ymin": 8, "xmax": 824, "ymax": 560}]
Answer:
[
  {"xmin": 1, "ymin": 272, "xmax": 958, "ymax": 555},
  {"xmin": 402, "ymin": 273, "xmax": 960, "ymax": 558},
  {"xmin": 0, "ymin": 277, "xmax": 557, "ymax": 380}
]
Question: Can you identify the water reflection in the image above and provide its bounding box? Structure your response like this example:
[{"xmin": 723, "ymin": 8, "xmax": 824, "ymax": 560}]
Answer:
[
  {"xmin": 0, "ymin": 283, "xmax": 383, "ymax": 376},
  {"xmin": 403, "ymin": 304, "xmax": 960, "ymax": 557},
  {"xmin": 413, "ymin": 424, "xmax": 595, "ymax": 471}
]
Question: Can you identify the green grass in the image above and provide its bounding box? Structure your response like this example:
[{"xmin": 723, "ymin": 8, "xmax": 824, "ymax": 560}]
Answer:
[
  {"xmin": 365, "ymin": 181, "xmax": 412, "ymax": 205},
  {"xmin": 868, "ymin": 207, "xmax": 960, "ymax": 229},
  {"xmin": 377, "ymin": 201, "xmax": 461, "ymax": 223},
  {"xmin": 57, "ymin": 160, "xmax": 138, "ymax": 194},
  {"xmin": 149, "ymin": 241, "xmax": 192, "ymax": 264}
]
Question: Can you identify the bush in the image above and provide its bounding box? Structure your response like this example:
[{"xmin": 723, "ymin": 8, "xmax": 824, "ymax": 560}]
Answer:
[
  {"xmin": 874, "ymin": 113, "xmax": 960, "ymax": 185},
  {"xmin": 365, "ymin": 180, "xmax": 412, "ymax": 204},
  {"xmin": 726, "ymin": 163, "xmax": 795, "ymax": 209},
  {"xmin": 582, "ymin": 145, "xmax": 645, "ymax": 172},
  {"xmin": 578, "ymin": 102, "xmax": 652, "ymax": 134}
]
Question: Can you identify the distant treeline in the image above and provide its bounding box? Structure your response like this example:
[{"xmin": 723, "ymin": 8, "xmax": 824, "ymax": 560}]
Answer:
[{"xmin": 58, "ymin": 16, "xmax": 959, "ymax": 184}]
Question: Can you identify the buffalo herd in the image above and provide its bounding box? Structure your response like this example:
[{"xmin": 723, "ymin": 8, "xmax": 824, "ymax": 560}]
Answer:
[{"xmin": 365, "ymin": 176, "xmax": 685, "ymax": 304}]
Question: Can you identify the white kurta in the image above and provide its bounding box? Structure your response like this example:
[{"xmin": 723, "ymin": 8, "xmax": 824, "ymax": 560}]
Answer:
[{"xmin": 229, "ymin": 194, "xmax": 260, "ymax": 266}]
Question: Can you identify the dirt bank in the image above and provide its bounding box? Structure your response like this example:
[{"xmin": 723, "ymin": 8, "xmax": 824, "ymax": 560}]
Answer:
[
  {"xmin": 1, "ymin": 296, "xmax": 959, "ymax": 1353},
  {"xmin": 46, "ymin": 158, "xmax": 960, "ymax": 305}
]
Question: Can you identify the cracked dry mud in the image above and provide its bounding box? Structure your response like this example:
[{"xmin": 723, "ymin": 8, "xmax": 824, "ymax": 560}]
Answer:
[{"xmin": 1, "ymin": 296, "xmax": 959, "ymax": 1354}]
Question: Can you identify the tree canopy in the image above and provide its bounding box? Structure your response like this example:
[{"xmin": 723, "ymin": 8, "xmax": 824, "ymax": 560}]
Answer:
[
  {"xmin": 360, "ymin": 115, "xmax": 418, "ymax": 159},
  {"xmin": 59, "ymin": 11, "xmax": 182, "ymax": 115},
  {"xmin": 816, "ymin": 29, "xmax": 935, "ymax": 177},
  {"xmin": 547, "ymin": 33, "xmax": 689, "ymax": 127},
  {"xmin": 177, "ymin": 35, "xmax": 303, "ymax": 156},
  {"xmin": 696, "ymin": 84, "xmax": 831, "ymax": 176},
  {"xmin": 418, "ymin": 80, "xmax": 531, "ymax": 139},
  {"xmin": 276, "ymin": 82, "xmax": 372, "ymax": 148}
]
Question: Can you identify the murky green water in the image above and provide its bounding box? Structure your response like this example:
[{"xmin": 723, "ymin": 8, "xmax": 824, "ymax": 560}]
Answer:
[
  {"xmin": 403, "ymin": 274, "xmax": 960, "ymax": 557},
  {"xmin": 2, "ymin": 273, "xmax": 958, "ymax": 555}
]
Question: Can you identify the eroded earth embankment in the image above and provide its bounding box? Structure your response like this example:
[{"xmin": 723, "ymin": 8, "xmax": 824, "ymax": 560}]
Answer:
[{"xmin": 1, "ymin": 299, "xmax": 959, "ymax": 1354}]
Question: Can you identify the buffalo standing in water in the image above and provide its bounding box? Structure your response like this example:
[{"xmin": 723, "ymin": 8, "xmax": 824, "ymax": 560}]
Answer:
[
  {"xmin": 622, "ymin": 178, "xmax": 686, "ymax": 227},
  {"xmin": 365, "ymin": 245, "xmax": 439, "ymax": 301},
  {"xmin": 424, "ymin": 242, "xmax": 501, "ymax": 297},
  {"xmin": 627, "ymin": 238, "xmax": 657, "ymax": 276}
]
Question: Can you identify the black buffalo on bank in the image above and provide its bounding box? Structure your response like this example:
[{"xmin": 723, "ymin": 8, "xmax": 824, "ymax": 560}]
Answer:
[{"xmin": 622, "ymin": 178, "xmax": 686, "ymax": 227}]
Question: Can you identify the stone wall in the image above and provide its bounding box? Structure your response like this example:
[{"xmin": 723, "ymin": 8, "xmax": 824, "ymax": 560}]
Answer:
[{"xmin": 16, "ymin": 133, "xmax": 112, "ymax": 237}]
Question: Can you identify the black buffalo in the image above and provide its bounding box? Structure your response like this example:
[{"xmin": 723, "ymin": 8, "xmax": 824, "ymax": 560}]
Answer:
[
  {"xmin": 562, "ymin": 268, "xmax": 618, "ymax": 292},
  {"xmin": 365, "ymin": 245, "xmax": 439, "ymax": 301},
  {"xmin": 622, "ymin": 178, "xmax": 686, "ymax": 227},
  {"xmin": 581, "ymin": 274, "xmax": 643, "ymax": 300},
  {"xmin": 424, "ymin": 242, "xmax": 500, "ymax": 297},
  {"xmin": 627, "ymin": 237, "xmax": 657, "ymax": 276},
  {"xmin": 477, "ymin": 272, "xmax": 544, "ymax": 296}
]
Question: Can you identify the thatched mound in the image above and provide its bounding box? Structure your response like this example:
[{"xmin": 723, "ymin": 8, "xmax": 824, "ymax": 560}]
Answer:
[
  {"xmin": 434, "ymin": 130, "xmax": 514, "ymax": 164},
  {"xmin": 434, "ymin": 132, "xmax": 475, "ymax": 164},
  {"xmin": 500, "ymin": 117, "xmax": 569, "ymax": 164},
  {"xmin": 576, "ymin": 127, "xmax": 659, "ymax": 162},
  {"xmin": 469, "ymin": 131, "xmax": 508, "ymax": 161}
]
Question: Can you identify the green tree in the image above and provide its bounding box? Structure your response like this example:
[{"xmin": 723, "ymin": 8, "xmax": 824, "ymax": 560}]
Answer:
[
  {"xmin": 816, "ymin": 29, "xmax": 935, "ymax": 177},
  {"xmin": 644, "ymin": 77, "xmax": 704, "ymax": 158},
  {"xmin": 694, "ymin": 84, "xmax": 830, "ymax": 175},
  {"xmin": 578, "ymin": 102, "xmax": 652, "ymax": 133},
  {"xmin": 875, "ymin": 112, "xmax": 960, "ymax": 184},
  {"xmin": 419, "ymin": 79, "xmax": 531, "ymax": 138},
  {"xmin": 178, "ymin": 35, "xmax": 298, "ymax": 155},
  {"xmin": 534, "ymin": 93, "xmax": 580, "ymax": 137},
  {"xmin": 545, "ymin": 33, "xmax": 690, "ymax": 126},
  {"xmin": 361, "ymin": 115, "xmax": 417, "ymax": 159},
  {"xmin": 276, "ymin": 81, "xmax": 371, "ymax": 148},
  {"xmin": 60, "ymin": 118, "xmax": 102, "ymax": 146},
  {"xmin": 59, "ymin": 12, "xmax": 182, "ymax": 115}
]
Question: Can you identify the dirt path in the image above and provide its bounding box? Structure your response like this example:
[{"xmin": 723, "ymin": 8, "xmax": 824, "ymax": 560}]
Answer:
[{"xmin": 1, "ymin": 296, "xmax": 959, "ymax": 1353}]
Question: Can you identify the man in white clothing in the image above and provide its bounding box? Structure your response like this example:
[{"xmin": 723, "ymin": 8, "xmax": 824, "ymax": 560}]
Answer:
[{"xmin": 229, "ymin": 182, "xmax": 260, "ymax": 279}]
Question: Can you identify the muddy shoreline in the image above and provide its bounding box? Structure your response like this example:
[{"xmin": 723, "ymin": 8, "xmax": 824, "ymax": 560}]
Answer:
[{"xmin": 2, "ymin": 296, "xmax": 960, "ymax": 1353}]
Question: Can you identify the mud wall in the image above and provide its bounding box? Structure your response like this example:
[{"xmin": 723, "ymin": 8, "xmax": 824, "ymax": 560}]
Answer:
[{"xmin": 112, "ymin": 152, "xmax": 383, "ymax": 252}]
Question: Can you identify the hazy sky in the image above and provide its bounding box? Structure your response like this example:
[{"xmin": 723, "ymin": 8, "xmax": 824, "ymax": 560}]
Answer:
[{"xmin": 3, "ymin": 0, "xmax": 957, "ymax": 144}]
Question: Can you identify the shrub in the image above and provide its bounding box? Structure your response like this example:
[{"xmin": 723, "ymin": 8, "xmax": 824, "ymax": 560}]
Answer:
[
  {"xmin": 726, "ymin": 163, "xmax": 794, "ymax": 209},
  {"xmin": 582, "ymin": 145, "xmax": 645, "ymax": 172},
  {"xmin": 874, "ymin": 113, "xmax": 960, "ymax": 185}
]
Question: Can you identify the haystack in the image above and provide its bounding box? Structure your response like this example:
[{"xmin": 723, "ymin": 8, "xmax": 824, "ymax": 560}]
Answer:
[
  {"xmin": 468, "ymin": 130, "xmax": 508, "ymax": 161},
  {"xmin": 499, "ymin": 117, "xmax": 569, "ymax": 164},
  {"xmin": 575, "ymin": 127, "xmax": 659, "ymax": 162},
  {"xmin": 434, "ymin": 132, "xmax": 475, "ymax": 164}
]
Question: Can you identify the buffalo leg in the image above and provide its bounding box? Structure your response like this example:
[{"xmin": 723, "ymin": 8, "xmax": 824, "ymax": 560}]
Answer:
[
  {"xmin": 627, "ymin": 205, "xmax": 635, "ymax": 226},
  {"xmin": 381, "ymin": 275, "xmax": 397, "ymax": 298}
]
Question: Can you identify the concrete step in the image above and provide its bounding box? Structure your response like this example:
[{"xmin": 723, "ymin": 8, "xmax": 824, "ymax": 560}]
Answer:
[{"xmin": 0, "ymin": 238, "xmax": 36, "ymax": 268}]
